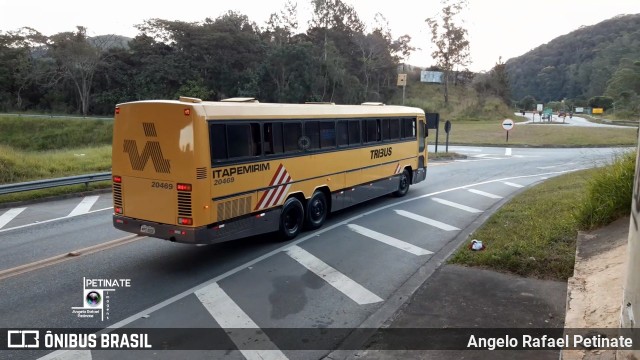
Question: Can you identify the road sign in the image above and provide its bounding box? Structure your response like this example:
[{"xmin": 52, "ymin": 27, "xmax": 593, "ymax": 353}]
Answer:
[
  {"xmin": 537, "ymin": 104, "xmax": 543, "ymax": 112},
  {"xmin": 444, "ymin": 120, "xmax": 452, "ymax": 133},
  {"xmin": 592, "ymin": 108, "xmax": 604, "ymax": 114},
  {"xmin": 397, "ymin": 74, "xmax": 407, "ymax": 86},
  {"xmin": 502, "ymin": 119, "xmax": 514, "ymax": 131}
]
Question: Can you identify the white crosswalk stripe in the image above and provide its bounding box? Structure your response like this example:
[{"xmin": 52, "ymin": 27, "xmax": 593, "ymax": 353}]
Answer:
[
  {"xmin": 0, "ymin": 208, "xmax": 26, "ymax": 229},
  {"xmin": 67, "ymin": 196, "xmax": 100, "ymax": 217},
  {"xmin": 467, "ymin": 189, "xmax": 503, "ymax": 199},
  {"xmin": 431, "ymin": 198, "xmax": 482, "ymax": 213},
  {"xmin": 347, "ymin": 224, "xmax": 433, "ymax": 256},
  {"xmin": 502, "ymin": 181, "xmax": 524, "ymax": 188},
  {"xmin": 394, "ymin": 210, "xmax": 460, "ymax": 231},
  {"xmin": 285, "ymin": 245, "xmax": 383, "ymax": 305},
  {"xmin": 196, "ymin": 283, "xmax": 288, "ymax": 360}
]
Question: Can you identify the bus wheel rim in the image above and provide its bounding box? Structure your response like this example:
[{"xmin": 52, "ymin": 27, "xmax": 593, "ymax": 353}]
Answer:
[
  {"xmin": 284, "ymin": 210, "xmax": 299, "ymax": 232},
  {"xmin": 311, "ymin": 199, "xmax": 324, "ymax": 220}
]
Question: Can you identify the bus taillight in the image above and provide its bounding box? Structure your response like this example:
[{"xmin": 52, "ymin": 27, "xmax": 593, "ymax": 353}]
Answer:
[
  {"xmin": 178, "ymin": 217, "xmax": 193, "ymax": 225},
  {"xmin": 184, "ymin": 109, "xmax": 191, "ymax": 116},
  {"xmin": 177, "ymin": 183, "xmax": 192, "ymax": 191},
  {"xmin": 113, "ymin": 175, "xmax": 122, "ymax": 183},
  {"xmin": 115, "ymin": 107, "xmax": 120, "ymax": 115},
  {"xmin": 115, "ymin": 207, "xmax": 123, "ymax": 214}
]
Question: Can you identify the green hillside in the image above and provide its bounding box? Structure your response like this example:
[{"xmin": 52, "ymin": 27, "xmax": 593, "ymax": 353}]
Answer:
[
  {"xmin": 506, "ymin": 13, "xmax": 640, "ymax": 103},
  {"xmin": 391, "ymin": 80, "xmax": 515, "ymax": 122}
]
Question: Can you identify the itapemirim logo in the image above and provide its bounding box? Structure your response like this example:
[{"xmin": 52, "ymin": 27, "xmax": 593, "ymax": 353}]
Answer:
[{"xmin": 123, "ymin": 123, "xmax": 171, "ymax": 173}]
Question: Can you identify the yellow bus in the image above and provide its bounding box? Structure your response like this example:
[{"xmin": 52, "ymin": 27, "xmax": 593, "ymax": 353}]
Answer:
[{"xmin": 112, "ymin": 97, "xmax": 427, "ymax": 244}]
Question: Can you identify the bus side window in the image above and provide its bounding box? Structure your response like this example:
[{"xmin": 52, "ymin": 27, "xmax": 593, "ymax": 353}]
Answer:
[
  {"xmin": 402, "ymin": 118, "xmax": 415, "ymax": 139},
  {"xmin": 320, "ymin": 121, "xmax": 336, "ymax": 149},
  {"xmin": 250, "ymin": 123, "xmax": 261, "ymax": 156},
  {"xmin": 305, "ymin": 121, "xmax": 320, "ymax": 150},
  {"xmin": 210, "ymin": 123, "xmax": 227, "ymax": 162},
  {"xmin": 365, "ymin": 119, "xmax": 379, "ymax": 143},
  {"xmin": 381, "ymin": 118, "xmax": 390, "ymax": 141},
  {"xmin": 227, "ymin": 123, "xmax": 261, "ymax": 158},
  {"xmin": 284, "ymin": 122, "xmax": 302, "ymax": 153},
  {"xmin": 348, "ymin": 120, "xmax": 360, "ymax": 145},
  {"xmin": 390, "ymin": 118, "xmax": 400, "ymax": 140},
  {"xmin": 264, "ymin": 122, "xmax": 284, "ymax": 155},
  {"xmin": 337, "ymin": 120, "xmax": 348, "ymax": 147}
]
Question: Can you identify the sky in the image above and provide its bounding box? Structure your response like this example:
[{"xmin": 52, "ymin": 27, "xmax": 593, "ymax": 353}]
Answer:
[{"xmin": 1, "ymin": 0, "xmax": 639, "ymax": 73}]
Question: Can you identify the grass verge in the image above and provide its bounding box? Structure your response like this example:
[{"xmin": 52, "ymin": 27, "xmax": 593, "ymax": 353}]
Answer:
[
  {"xmin": 449, "ymin": 151, "xmax": 637, "ymax": 280},
  {"xmin": 438, "ymin": 121, "xmax": 638, "ymax": 147},
  {"xmin": 0, "ymin": 145, "xmax": 112, "ymax": 184},
  {"xmin": 449, "ymin": 168, "xmax": 597, "ymax": 280},
  {"xmin": 0, "ymin": 116, "xmax": 112, "ymax": 151}
]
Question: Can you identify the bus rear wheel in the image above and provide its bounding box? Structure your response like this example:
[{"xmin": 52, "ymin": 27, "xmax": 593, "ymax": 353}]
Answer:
[
  {"xmin": 279, "ymin": 197, "xmax": 304, "ymax": 240},
  {"xmin": 305, "ymin": 191, "xmax": 328, "ymax": 230},
  {"xmin": 393, "ymin": 169, "xmax": 410, "ymax": 197}
]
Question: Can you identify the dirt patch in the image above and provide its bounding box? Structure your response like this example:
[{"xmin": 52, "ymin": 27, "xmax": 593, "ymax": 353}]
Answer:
[{"xmin": 563, "ymin": 216, "xmax": 629, "ymax": 360}]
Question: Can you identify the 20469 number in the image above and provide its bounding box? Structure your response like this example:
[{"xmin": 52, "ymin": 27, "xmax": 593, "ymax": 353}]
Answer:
[
  {"xmin": 151, "ymin": 181, "xmax": 173, "ymax": 190},
  {"xmin": 214, "ymin": 177, "xmax": 235, "ymax": 185}
]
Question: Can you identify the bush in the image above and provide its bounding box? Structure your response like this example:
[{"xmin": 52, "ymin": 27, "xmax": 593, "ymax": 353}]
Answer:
[{"xmin": 576, "ymin": 151, "xmax": 636, "ymax": 230}]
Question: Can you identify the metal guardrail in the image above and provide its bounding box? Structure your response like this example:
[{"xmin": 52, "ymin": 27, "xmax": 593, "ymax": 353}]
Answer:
[
  {"xmin": 0, "ymin": 172, "xmax": 112, "ymax": 195},
  {"xmin": 0, "ymin": 113, "xmax": 113, "ymax": 120}
]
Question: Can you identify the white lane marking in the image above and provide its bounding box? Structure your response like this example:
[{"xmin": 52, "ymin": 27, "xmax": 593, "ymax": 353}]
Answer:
[
  {"xmin": 67, "ymin": 196, "xmax": 100, "ymax": 217},
  {"xmin": 505, "ymin": 148, "xmax": 512, "ymax": 156},
  {"xmin": 285, "ymin": 245, "xmax": 383, "ymax": 305},
  {"xmin": 394, "ymin": 210, "xmax": 460, "ymax": 231},
  {"xmin": 537, "ymin": 162, "xmax": 576, "ymax": 169},
  {"xmin": 502, "ymin": 181, "xmax": 524, "ymax": 188},
  {"xmin": 541, "ymin": 177, "xmax": 549, "ymax": 180},
  {"xmin": 347, "ymin": 224, "xmax": 432, "ymax": 256},
  {"xmin": 474, "ymin": 154, "xmax": 490, "ymax": 158},
  {"xmin": 0, "ymin": 207, "xmax": 112, "ymax": 233},
  {"xmin": 431, "ymin": 198, "xmax": 482, "ymax": 213},
  {"xmin": 40, "ymin": 350, "xmax": 92, "ymax": 360},
  {"xmin": 455, "ymin": 157, "xmax": 504, "ymax": 162},
  {"xmin": 39, "ymin": 168, "xmax": 586, "ymax": 360},
  {"xmin": 196, "ymin": 283, "xmax": 288, "ymax": 360},
  {"xmin": 0, "ymin": 208, "xmax": 26, "ymax": 229},
  {"xmin": 467, "ymin": 189, "xmax": 503, "ymax": 199}
]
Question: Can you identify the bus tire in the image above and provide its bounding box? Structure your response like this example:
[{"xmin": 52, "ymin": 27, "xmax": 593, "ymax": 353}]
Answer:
[
  {"xmin": 393, "ymin": 169, "xmax": 410, "ymax": 197},
  {"xmin": 305, "ymin": 191, "xmax": 328, "ymax": 230},
  {"xmin": 279, "ymin": 197, "xmax": 304, "ymax": 240}
]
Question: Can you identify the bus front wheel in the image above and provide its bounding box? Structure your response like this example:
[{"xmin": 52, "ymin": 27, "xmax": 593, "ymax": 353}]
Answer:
[
  {"xmin": 279, "ymin": 197, "xmax": 304, "ymax": 240},
  {"xmin": 305, "ymin": 191, "xmax": 328, "ymax": 230},
  {"xmin": 393, "ymin": 169, "xmax": 410, "ymax": 197}
]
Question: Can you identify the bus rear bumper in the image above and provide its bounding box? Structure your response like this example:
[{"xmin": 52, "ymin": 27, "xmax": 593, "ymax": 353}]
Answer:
[{"xmin": 113, "ymin": 210, "xmax": 281, "ymax": 244}]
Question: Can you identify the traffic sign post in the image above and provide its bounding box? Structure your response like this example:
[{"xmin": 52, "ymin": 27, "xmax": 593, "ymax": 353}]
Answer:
[
  {"xmin": 502, "ymin": 119, "xmax": 514, "ymax": 142},
  {"xmin": 444, "ymin": 120, "xmax": 452, "ymax": 153}
]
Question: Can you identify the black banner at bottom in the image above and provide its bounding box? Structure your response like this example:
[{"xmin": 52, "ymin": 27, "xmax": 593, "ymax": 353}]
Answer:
[{"xmin": 2, "ymin": 328, "xmax": 639, "ymax": 351}]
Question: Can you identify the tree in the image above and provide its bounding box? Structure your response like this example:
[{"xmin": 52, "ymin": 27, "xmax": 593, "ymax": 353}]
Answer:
[
  {"xmin": 588, "ymin": 95, "xmax": 614, "ymax": 110},
  {"xmin": 425, "ymin": 0, "xmax": 470, "ymax": 105},
  {"xmin": 518, "ymin": 95, "xmax": 537, "ymax": 111},
  {"xmin": 49, "ymin": 27, "xmax": 119, "ymax": 115}
]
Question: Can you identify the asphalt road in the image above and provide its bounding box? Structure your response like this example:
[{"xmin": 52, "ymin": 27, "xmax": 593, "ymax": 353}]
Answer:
[{"xmin": 0, "ymin": 146, "xmax": 630, "ymax": 360}]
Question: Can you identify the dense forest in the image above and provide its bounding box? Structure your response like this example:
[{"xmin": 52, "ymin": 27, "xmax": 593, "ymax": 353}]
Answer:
[
  {"xmin": 3, "ymin": 0, "xmax": 637, "ymax": 118},
  {"xmin": 0, "ymin": 0, "xmax": 414, "ymax": 116},
  {"xmin": 507, "ymin": 13, "xmax": 640, "ymax": 117}
]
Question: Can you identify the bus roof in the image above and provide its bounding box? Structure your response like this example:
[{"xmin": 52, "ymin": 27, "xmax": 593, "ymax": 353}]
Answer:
[{"xmin": 117, "ymin": 98, "xmax": 425, "ymax": 119}]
